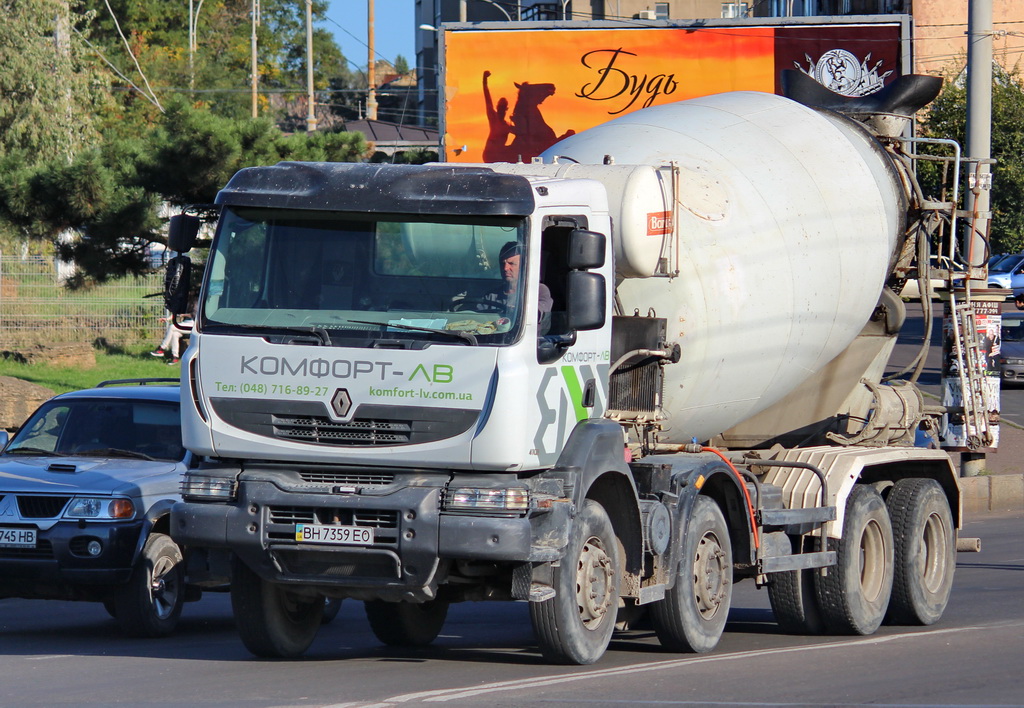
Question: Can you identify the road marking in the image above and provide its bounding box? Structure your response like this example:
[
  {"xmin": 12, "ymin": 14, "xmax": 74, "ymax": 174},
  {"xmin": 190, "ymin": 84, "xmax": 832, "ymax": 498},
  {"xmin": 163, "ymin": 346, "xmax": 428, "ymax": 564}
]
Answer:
[
  {"xmin": 25, "ymin": 655, "xmax": 75, "ymax": 660},
  {"xmin": 324, "ymin": 622, "xmax": 1024, "ymax": 708}
]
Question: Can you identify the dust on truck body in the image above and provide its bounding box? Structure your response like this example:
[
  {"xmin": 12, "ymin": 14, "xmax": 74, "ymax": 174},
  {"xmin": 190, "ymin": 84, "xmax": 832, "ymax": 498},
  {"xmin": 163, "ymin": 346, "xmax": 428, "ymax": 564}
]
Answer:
[{"xmin": 169, "ymin": 81, "xmax": 962, "ymax": 664}]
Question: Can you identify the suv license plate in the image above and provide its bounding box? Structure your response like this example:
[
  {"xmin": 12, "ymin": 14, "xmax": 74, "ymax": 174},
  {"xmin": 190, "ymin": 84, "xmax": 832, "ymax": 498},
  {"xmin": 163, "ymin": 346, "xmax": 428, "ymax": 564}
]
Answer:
[
  {"xmin": 295, "ymin": 524, "xmax": 374, "ymax": 546},
  {"xmin": 0, "ymin": 527, "xmax": 36, "ymax": 548}
]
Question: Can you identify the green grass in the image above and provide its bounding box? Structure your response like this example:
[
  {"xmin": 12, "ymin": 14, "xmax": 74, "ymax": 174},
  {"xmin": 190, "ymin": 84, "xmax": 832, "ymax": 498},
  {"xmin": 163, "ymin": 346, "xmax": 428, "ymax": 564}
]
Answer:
[{"xmin": 0, "ymin": 343, "xmax": 180, "ymax": 395}]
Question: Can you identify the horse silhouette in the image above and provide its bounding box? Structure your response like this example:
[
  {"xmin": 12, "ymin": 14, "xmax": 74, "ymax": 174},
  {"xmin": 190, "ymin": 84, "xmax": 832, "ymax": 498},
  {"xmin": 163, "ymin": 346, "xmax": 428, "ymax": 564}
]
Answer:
[{"xmin": 482, "ymin": 74, "xmax": 575, "ymax": 163}]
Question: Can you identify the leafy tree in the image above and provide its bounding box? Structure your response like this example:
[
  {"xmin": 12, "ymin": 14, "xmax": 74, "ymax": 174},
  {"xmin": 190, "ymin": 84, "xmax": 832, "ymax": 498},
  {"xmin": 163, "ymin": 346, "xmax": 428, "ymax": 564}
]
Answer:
[
  {"xmin": 922, "ymin": 65, "xmax": 1024, "ymax": 255},
  {"xmin": 82, "ymin": 0, "xmax": 350, "ymax": 123},
  {"xmin": 1, "ymin": 97, "xmax": 369, "ymax": 285},
  {"xmin": 0, "ymin": 0, "xmax": 114, "ymax": 162},
  {"xmin": 0, "ymin": 0, "xmax": 115, "ymax": 251}
]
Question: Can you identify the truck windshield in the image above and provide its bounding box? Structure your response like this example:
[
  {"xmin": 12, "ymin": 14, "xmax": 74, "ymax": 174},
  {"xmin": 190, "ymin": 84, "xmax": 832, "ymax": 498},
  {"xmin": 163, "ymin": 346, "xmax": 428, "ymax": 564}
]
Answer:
[{"xmin": 202, "ymin": 207, "xmax": 527, "ymax": 346}]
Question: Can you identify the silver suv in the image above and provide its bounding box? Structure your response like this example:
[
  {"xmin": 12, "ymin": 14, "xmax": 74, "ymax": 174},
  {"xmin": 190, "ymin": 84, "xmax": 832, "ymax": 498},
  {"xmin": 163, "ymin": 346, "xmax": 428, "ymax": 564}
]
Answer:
[{"xmin": 0, "ymin": 379, "xmax": 193, "ymax": 637}]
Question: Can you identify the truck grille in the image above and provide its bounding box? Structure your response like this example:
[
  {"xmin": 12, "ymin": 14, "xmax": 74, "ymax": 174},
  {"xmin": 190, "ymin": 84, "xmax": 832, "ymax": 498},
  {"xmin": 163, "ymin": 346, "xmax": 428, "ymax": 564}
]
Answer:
[
  {"xmin": 297, "ymin": 470, "xmax": 396, "ymax": 486},
  {"xmin": 211, "ymin": 398, "xmax": 478, "ymax": 447},
  {"xmin": 275, "ymin": 415, "xmax": 408, "ymax": 445},
  {"xmin": 17, "ymin": 496, "xmax": 71, "ymax": 519}
]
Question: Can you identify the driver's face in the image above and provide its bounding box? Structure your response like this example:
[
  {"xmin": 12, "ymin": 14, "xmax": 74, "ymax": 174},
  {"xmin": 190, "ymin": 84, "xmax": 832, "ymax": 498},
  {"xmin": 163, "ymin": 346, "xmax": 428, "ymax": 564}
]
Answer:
[{"xmin": 501, "ymin": 254, "xmax": 520, "ymax": 285}]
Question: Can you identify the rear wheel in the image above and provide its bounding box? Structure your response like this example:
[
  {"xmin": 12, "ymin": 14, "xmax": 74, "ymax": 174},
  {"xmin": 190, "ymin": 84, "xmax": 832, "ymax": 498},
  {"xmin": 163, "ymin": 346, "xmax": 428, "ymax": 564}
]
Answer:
[
  {"xmin": 816, "ymin": 485, "xmax": 894, "ymax": 635},
  {"xmin": 885, "ymin": 478, "xmax": 955, "ymax": 625},
  {"xmin": 530, "ymin": 499, "xmax": 620, "ymax": 665},
  {"xmin": 230, "ymin": 558, "xmax": 323, "ymax": 658},
  {"xmin": 364, "ymin": 599, "xmax": 449, "ymax": 646},
  {"xmin": 113, "ymin": 533, "xmax": 184, "ymax": 638},
  {"xmin": 768, "ymin": 538, "xmax": 825, "ymax": 635},
  {"xmin": 650, "ymin": 496, "xmax": 732, "ymax": 653}
]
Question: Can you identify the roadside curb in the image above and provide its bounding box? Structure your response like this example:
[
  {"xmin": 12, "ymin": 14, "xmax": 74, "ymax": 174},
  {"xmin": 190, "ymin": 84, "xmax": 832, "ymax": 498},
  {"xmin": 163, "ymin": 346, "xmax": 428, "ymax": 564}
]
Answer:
[{"xmin": 960, "ymin": 473, "xmax": 1024, "ymax": 515}]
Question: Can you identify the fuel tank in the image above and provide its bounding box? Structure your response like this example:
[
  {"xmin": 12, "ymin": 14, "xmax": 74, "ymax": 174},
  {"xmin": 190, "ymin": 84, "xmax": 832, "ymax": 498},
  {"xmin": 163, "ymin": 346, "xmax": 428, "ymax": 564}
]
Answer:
[{"xmin": 540, "ymin": 91, "xmax": 908, "ymax": 443}]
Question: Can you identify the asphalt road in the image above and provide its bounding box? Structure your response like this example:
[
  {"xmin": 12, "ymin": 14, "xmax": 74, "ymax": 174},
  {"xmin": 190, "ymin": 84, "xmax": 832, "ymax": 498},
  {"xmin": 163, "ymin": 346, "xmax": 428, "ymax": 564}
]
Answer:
[{"xmin": 1, "ymin": 512, "xmax": 1021, "ymax": 708}]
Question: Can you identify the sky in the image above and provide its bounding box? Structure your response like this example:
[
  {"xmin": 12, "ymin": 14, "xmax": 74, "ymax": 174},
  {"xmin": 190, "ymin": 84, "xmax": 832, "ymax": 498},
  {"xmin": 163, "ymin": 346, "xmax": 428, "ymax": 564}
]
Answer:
[{"xmin": 322, "ymin": 0, "xmax": 418, "ymax": 71}]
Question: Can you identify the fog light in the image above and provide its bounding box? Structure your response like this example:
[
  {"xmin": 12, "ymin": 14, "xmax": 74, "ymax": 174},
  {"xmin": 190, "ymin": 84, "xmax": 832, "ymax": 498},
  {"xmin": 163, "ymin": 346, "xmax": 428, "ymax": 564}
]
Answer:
[
  {"xmin": 87, "ymin": 540, "xmax": 102, "ymax": 556},
  {"xmin": 444, "ymin": 487, "xmax": 529, "ymax": 514},
  {"xmin": 182, "ymin": 474, "xmax": 238, "ymax": 501}
]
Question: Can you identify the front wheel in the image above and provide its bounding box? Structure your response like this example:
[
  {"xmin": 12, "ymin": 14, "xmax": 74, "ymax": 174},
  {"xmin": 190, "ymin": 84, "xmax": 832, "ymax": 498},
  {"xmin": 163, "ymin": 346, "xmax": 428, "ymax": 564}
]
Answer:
[
  {"xmin": 650, "ymin": 495, "xmax": 733, "ymax": 653},
  {"xmin": 816, "ymin": 485, "xmax": 894, "ymax": 635},
  {"xmin": 113, "ymin": 532, "xmax": 185, "ymax": 638},
  {"xmin": 365, "ymin": 599, "xmax": 449, "ymax": 646},
  {"xmin": 530, "ymin": 499, "xmax": 620, "ymax": 665},
  {"xmin": 885, "ymin": 478, "xmax": 955, "ymax": 625},
  {"xmin": 230, "ymin": 558, "xmax": 324, "ymax": 658}
]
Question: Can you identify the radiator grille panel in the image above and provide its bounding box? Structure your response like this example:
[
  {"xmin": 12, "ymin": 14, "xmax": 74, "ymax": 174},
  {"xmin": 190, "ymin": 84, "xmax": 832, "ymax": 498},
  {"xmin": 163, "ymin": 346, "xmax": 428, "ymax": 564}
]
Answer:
[{"xmin": 17, "ymin": 496, "xmax": 71, "ymax": 519}]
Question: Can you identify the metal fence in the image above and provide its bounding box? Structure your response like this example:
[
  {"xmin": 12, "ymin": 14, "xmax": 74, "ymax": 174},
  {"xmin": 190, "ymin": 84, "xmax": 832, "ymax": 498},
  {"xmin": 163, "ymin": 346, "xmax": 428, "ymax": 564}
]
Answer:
[{"xmin": 0, "ymin": 255, "xmax": 165, "ymax": 348}]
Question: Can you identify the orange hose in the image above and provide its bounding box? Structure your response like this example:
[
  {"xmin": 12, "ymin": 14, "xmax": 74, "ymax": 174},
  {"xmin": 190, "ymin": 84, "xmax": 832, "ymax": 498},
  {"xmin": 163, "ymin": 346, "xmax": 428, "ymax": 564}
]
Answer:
[{"xmin": 701, "ymin": 446, "xmax": 760, "ymax": 550}]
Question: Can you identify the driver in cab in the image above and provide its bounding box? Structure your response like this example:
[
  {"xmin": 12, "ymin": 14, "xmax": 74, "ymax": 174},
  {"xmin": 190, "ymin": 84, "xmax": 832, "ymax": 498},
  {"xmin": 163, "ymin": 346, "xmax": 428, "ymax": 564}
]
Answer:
[{"xmin": 477, "ymin": 241, "xmax": 552, "ymax": 320}]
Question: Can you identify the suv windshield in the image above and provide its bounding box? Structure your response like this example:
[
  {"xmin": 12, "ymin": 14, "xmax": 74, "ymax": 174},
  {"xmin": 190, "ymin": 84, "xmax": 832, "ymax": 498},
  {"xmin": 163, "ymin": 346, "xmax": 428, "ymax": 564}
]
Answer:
[
  {"xmin": 5, "ymin": 399, "xmax": 184, "ymax": 461},
  {"xmin": 990, "ymin": 254, "xmax": 1024, "ymax": 273},
  {"xmin": 202, "ymin": 207, "xmax": 527, "ymax": 346}
]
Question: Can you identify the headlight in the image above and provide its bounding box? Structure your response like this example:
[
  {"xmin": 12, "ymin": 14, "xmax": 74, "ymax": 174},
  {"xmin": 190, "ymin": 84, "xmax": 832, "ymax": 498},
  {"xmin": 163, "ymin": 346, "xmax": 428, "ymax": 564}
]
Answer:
[
  {"xmin": 64, "ymin": 497, "xmax": 135, "ymax": 520},
  {"xmin": 443, "ymin": 487, "xmax": 529, "ymax": 515},
  {"xmin": 1003, "ymin": 358, "xmax": 1024, "ymax": 365},
  {"xmin": 181, "ymin": 473, "xmax": 238, "ymax": 501}
]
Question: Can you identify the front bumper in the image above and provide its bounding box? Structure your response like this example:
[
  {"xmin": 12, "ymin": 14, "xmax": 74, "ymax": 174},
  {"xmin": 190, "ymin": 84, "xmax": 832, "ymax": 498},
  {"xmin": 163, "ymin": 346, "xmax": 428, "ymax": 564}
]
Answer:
[
  {"xmin": 1001, "ymin": 363, "xmax": 1024, "ymax": 383},
  {"xmin": 171, "ymin": 474, "xmax": 558, "ymax": 597},
  {"xmin": 0, "ymin": 520, "xmax": 144, "ymax": 598}
]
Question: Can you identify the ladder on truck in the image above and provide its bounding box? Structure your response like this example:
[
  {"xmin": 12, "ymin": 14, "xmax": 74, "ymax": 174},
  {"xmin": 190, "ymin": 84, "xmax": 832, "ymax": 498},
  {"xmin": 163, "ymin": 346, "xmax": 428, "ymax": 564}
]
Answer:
[{"xmin": 948, "ymin": 292, "xmax": 993, "ymax": 449}]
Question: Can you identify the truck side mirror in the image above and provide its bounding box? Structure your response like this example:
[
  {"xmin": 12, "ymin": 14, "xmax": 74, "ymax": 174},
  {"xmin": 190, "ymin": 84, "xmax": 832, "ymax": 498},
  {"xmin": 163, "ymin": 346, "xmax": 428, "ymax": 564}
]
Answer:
[
  {"xmin": 566, "ymin": 271, "xmax": 606, "ymax": 331},
  {"xmin": 168, "ymin": 214, "xmax": 201, "ymax": 253},
  {"xmin": 568, "ymin": 229, "xmax": 606, "ymax": 270},
  {"xmin": 164, "ymin": 255, "xmax": 192, "ymax": 315}
]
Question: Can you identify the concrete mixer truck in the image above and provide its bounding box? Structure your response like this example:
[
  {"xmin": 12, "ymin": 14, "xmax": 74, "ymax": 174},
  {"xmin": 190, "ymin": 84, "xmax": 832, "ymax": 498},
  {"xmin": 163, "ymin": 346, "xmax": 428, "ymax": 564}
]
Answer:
[{"xmin": 166, "ymin": 74, "xmax": 966, "ymax": 665}]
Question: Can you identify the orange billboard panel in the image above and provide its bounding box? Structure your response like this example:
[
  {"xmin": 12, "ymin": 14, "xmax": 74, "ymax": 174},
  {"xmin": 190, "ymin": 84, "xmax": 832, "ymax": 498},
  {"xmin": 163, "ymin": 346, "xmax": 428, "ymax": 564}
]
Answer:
[
  {"xmin": 441, "ymin": 23, "xmax": 904, "ymax": 163},
  {"xmin": 443, "ymin": 27, "xmax": 775, "ymax": 163}
]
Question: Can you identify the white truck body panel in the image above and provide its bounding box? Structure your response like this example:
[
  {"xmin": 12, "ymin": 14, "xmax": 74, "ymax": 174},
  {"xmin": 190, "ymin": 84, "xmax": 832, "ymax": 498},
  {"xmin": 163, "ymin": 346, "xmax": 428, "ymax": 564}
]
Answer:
[{"xmin": 537, "ymin": 92, "xmax": 906, "ymax": 442}]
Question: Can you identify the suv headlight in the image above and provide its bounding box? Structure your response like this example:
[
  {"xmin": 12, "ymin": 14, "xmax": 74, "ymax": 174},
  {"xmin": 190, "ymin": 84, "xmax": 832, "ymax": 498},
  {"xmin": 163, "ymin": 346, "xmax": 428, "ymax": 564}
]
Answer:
[
  {"xmin": 64, "ymin": 497, "xmax": 135, "ymax": 520},
  {"xmin": 181, "ymin": 472, "xmax": 238, "ymax": 501},
  {"xmin": 442, "ymin": 487, "xmax": 529, "ymax": 515}
]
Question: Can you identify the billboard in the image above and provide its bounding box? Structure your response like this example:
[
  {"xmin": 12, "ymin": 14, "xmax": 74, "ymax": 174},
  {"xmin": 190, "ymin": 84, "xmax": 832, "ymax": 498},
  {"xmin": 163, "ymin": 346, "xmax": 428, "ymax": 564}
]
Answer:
[{"xmin": 440, "ymin": 18, "xmax": 908, "ymax": 162}]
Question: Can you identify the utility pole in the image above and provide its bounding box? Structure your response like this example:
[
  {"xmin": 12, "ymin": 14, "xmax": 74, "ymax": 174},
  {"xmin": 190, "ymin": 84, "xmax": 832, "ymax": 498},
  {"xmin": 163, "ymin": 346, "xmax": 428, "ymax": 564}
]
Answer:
[
  {"xmin": 965, "ymin": 0, "xmax": 993, "ymax": 269},
  {"xmin": 960, "ymin": 0, "xmax": 995, "ymax": 477},
  {"xmin": 367, "ymin": 0, "xmax": 378, "ymax": 120},
  {"xmin": 251, "ymin": 0, "xmax": 259, "ymax": 118},
  {"xmin": 305, "ymin": 0, "xmax": 317, "ymax": 131}
]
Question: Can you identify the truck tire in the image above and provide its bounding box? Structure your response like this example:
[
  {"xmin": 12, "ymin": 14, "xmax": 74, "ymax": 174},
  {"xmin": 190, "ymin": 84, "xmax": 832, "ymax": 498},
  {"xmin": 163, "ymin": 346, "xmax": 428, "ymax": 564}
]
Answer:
[
  {"xmin": 364, "ymin": 599, "xmax": 449, "ymax": 646},
  {"xmin": 113, "ymin": 532, "xmax": 185, "ymax": 638},
  {"xmin": 530, "ymin": 499, "xmax": 620, "ymax": 665},
  {"xmin": 230, "ymin": 558, "xmax": 324, "ymax": 658},
  {"xmin": 767, "ymin": 539, "xmax": 825, "ymax": 635},
  {"xmin": 884, "ymin": 478, "xmax": 955, "ymax": 626},
  {"xmin": 650, "ymin": 495, "xmax": 732, "ymax": 653},
  {"xmin": 816, "ymin": 485, "xmax": 894, "ymax": 635},
  {"xmin": 321, "ymin": 597, "xmax": 342, "ymax": 625}
]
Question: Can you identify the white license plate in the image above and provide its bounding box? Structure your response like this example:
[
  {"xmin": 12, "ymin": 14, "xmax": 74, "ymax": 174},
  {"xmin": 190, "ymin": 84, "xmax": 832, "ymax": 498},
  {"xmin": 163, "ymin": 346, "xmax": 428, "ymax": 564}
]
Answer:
[
  {"xmin": 0, "ymin": 527, "xmax": 36, "ymax": 548},
  {"xmin": 295, "ymin": 524, "xmax": 374, "ymax": 545}
]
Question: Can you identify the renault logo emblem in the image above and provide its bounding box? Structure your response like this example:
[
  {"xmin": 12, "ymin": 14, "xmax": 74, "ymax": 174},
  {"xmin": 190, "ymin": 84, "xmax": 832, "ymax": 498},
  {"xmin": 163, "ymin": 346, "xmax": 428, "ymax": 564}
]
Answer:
[
  {"xmin": 0, "ymin": 495, "xmax": 15, "ymax": 517},
  {"xmin": 331, "ymin": 388, "xmax": 352, "ymax": 418}
]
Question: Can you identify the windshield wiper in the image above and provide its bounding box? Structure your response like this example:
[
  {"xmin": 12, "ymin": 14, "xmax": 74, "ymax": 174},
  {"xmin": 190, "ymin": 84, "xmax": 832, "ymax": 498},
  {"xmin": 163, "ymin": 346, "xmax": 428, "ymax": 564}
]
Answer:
[
  {"xmin": 347, "ymin": 320, "xmax": 478, "ymax": 346},
  {"xmin": 4, "ymin": 447, "xmax": 62, "ymax": 457},
  {"xmin": 70, "ymin": 448, "xmax": 157, "ymax": 461},
  {"xmin": 214, "ymin": 322, "xmax": 332, "ymax": 345}
]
